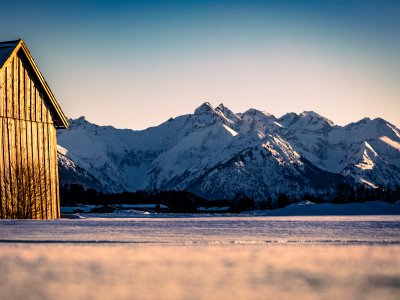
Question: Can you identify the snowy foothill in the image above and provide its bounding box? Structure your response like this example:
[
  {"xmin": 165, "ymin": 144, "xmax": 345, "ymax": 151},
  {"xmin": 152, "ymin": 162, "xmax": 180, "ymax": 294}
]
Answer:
[{"xmin": 246, "ymin": 200, "xmax": 400, "ymax": 216}]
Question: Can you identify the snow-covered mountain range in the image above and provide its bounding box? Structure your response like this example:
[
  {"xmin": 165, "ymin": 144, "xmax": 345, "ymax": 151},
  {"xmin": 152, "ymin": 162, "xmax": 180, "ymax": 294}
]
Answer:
[{"xmin": 57, "ymin": 102, "xmax": 400, "ymax": 200}]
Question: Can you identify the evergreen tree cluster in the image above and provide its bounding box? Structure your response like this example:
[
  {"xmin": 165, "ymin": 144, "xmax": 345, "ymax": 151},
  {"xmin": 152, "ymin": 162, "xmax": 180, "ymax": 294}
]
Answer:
[{"xmin": 60, "ymin": 183, "xmax": 400, "ymax": 213}]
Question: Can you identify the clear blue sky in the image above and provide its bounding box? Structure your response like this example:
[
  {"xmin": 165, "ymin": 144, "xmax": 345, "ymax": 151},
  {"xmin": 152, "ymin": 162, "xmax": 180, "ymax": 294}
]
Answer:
[{"xmin": 1, "ymin": 0, "xmax": 399, "ymax": 129}]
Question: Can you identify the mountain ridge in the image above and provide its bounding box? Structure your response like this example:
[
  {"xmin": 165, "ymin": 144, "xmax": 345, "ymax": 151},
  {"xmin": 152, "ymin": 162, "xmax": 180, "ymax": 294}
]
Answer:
[{"xmin": 57, "ymin": 103, "xmax": 400, "ymax": 200}]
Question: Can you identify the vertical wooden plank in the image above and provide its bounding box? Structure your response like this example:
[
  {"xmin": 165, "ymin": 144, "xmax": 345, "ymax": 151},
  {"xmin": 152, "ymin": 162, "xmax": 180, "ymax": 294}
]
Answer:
[
  {"xmin": 13, "ymin": 57, "xmax": 18, "ymax": 120},
  {"xmin": 6, "ymin": 65, "xmax": 13, "ymax": 118},
  {"xmin": 20, "ymin": 120, "xmax": 30, "ymax": 217},
  {"xmin": 37, "ymin": 122, "xmax": 46, "ymax": 219},
  {"xmin": 31, "ymin": 81, "xmax": 36, "ymax": 122},
  {"xmin": 18, "ymin": 57, "xmax": 25, "ymax": 121},
  {"xmin": 41, "ymin": 93, "xmax": 47, "ymax": 124},
  {"xmin": 53, "ymin": 126, "xmax": 60, "ymax": 218},
  {"xmin": 49, "ymin": 126, "xmax": 58, "ymax": 218},
  {"xmin": 53, "ymin": 127, "xmax": 58, "ymax": 218},
  {"xmin": 35, "ymin": 121, "xmax": 41, "ymax": 218},
  {"xmin": 23, "ymin": 67, "xmax": 34, "ymax": 217},
  {"xmin": 36, "ymin": 88, "xmax": 42, "ymax": 123},
  {"xmin": 42, "ymin": 123, "xmax": 50, "ymax": 218},
  {"xmin": 26, "ymin": 121, "xmax": 35, "ymax": 218},
  {"xmin": 47, "ymin": 124, "xmax": 54, "ymax": 218},
  {"xmin": 14, "ymin": 119, "xmax": 21, "ymax": 215},
  {"xmin": 0, "ymin": 69, "xmax": 4, "ymax": 216},
  {"xmin": 47, "ymin": 104, "xmax": 53, "ymax": 124},
  {"xmin": 2, "ymin": 118, "xmax": 10, "ymax": 218},
  {"xmin": 44, "ymin": 123, "xmax": 50, "ymax": 218},
  {"xmin": 7, "ymin": 119, "xmax": 13, "ymax": 217},
  {"xmin": 37, "ymin": 121, "xmax": 45, "ymax": 219},
  {"xmin": 1, "ymin": 71, "xmax": 7, "ymax": 213},
  {"xmin": 0, "ymin": 69, "xmax": 4, "ymax": 117},
  {"xmin": 46, "ymin": 124, "xmax": 52, "ymax": 218},
  {"xmin": 31, "ymin": 121, "xmax": 41, "ymax": 219},
  {"xmin": 25, "ymin": 69, "xmax": 31, "ymax": 122},
  {"xmin": 8, "ymin": 119, "xmax": 16, "ymax": 217},
  {"xmin": 49, "ymin": 128, "xmax": 54, "ymax": 219},
  {"xmin": 6, "ymin": 63, "xmax": 11, "ymax": 118},
  {"xmin": 0, "ymin": 118, "xmax": 3, "ymax": 218},
  {"xmin": 1, "ymin": 118, "xmax": 7, "ymax": 218}
]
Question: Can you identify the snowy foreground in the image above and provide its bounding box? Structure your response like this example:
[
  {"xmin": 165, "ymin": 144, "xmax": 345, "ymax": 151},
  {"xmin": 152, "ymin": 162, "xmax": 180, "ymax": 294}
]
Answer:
[{"xmin": 0, "ymin": 215, "xmax": 399, "ymax": 300}]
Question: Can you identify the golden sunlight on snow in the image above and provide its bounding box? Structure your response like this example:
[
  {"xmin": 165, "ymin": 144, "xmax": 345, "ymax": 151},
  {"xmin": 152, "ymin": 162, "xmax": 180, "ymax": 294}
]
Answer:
[{"xmin": 380, "ymin": 136, "xmax": 400, "ymax": 151}]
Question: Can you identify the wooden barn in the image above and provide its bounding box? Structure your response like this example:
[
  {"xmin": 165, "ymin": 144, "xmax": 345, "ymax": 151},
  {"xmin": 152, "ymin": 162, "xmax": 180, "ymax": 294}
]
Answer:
[{"xmin": 0, "ymin": 39, "xmax": 68, "ymax": 219}]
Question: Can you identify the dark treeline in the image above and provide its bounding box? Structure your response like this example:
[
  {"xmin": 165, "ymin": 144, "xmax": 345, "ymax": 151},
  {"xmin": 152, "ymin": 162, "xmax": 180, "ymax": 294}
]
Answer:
[
  {"xmin": 60, "ymin": 183, "xmax": 400, "ymax": 213},
  {"xmin": 61, "ymin": 184, "xmax": 202, "ymax": 213},
  {"xmin": 60, "ymin": 185, "xmax": 256, "ymax": 213},
  {"xmin": 331, "ymin": 183, "xmax": 400, "ymax": 204},
  {"xmin": 258, "ymin": 183, "xmax": 400, "ymax": 210}
]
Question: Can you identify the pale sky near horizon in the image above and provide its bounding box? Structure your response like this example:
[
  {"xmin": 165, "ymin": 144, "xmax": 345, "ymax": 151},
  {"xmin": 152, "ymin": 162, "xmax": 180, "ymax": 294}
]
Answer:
[{"xmin": 1, "ymin": 0, "xmax": 399, "ymax": 130}]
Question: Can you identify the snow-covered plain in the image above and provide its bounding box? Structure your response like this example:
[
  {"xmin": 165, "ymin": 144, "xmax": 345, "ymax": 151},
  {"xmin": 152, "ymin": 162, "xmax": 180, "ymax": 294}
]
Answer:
[
  {"xmin": 248, "ymin": 200, "xmax": 400, "ymax": 216},
  {"xmin": 0, "ymin": 215, "xmax": 399, "ymax": 299}
]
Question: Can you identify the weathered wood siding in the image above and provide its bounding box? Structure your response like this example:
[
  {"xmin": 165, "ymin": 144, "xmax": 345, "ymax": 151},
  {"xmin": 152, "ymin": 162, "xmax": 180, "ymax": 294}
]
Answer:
[{"xmin": 0, "ymin": 50, "xmax": 60, "ymax": 219}]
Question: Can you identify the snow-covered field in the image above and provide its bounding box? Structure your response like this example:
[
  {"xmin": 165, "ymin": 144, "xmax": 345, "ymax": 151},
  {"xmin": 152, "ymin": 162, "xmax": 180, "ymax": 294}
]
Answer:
[
  {"xmin": 1, "ymin": 215, "xmax": 399, "ymax": 299},
  {"xmin": 248, "ymin": 200, "xmax": 400, "ymax": 216}
]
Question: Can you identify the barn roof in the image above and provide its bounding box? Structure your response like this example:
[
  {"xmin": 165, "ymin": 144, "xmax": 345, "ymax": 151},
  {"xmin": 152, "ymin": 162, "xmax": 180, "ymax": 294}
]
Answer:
[
  {"xmin": 0, "ymin": 39, "xmax": 68, "ymax": 128},
  {"xmin": 0, "ymin": 40, "xmax": 19, "ymax": 67}
]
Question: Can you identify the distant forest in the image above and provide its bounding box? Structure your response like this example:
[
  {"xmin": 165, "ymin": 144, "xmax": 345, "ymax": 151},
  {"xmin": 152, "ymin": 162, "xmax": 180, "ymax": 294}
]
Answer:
[{"xmin": 60, "ymin": 183, "xmax": 400, "ymax": 213}]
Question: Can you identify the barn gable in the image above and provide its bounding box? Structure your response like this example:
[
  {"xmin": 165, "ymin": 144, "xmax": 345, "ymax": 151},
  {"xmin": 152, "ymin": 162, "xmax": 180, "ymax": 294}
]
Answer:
[
  {"xmin": 0, "ymin": 39, "xmax": 67, "ymax": 219},
  {"xmin": 0, "ymin": 39, "xmax": 68, "ymax": 128}
]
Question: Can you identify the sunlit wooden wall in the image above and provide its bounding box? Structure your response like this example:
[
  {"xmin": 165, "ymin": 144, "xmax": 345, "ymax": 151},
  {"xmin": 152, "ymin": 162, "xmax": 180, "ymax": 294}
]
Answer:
[{"xmin": 0, "ymin": 51, "xmax": 60, "ymax": 219}]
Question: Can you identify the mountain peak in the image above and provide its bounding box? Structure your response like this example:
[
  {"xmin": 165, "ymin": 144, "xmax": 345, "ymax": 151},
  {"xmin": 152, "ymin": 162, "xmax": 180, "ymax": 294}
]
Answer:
[
  {"xmin": 278, "ymin": 112, "xmax": 299, "ymax": 127},
  {"xmin": 194, "ymin": 102, "xmax": 215, "ymax": 115},
  {"xmin": 241, "ymin": 109, "xmax": 278, "ymax": 125},
  {"xmin": 70, "ymin": 116, "xmax": 90, "ymax": 126},
  {"xmin": 216, "ymin": 103, "xmax": 226, "ymax": 110},
  {"xmin": 300, "ymin": 111, "xmax": 323, "ymax": 119},
  {"xmin": 215, "ymin": 103, "xmax": 241, "ymax": 123},
  {"xmin": 299, "ymin": 111, "xmax": 334, "ymax": 126},
  {"xmin": 242, "ymin": 108, "xmax": 272, "ymax": 118}
]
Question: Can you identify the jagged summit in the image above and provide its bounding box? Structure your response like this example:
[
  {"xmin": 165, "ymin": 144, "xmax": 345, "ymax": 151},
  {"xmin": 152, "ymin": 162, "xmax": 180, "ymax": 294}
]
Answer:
[
  {"xmin": 242, "ymin": 108, "xmax": 273, "ymax": 118},
  {"xmin": 194, "ymin": 102, "xmax": 216, "ymax": 115},
  {"xmin": 216, "ymin": 103, "xmax": 226, "ymax": 110},
  {"xmin": 69, "ymin": 116, "xmax": 90, "ymax": 128},
  {"xmin": 215, "ymin": 103, "xmax": 241, "ymax": 123},
  {"xmin": 73, "ymin": 116, "xmax": 87, "ymax": 123},
  {"xmin": 193, "ymin": 102, "xmax": 242, "ymax": 126},
  {"xmin": 299, "ymin": 111, "xmax": 335, "ymax": 126},
  {"xmin": 278, "ymin": 112, "xmax": 299, "ymax": 127}
]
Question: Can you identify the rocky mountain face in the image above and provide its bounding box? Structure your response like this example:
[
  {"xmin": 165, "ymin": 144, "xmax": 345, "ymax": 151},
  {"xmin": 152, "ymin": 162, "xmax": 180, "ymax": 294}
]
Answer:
[{"xmin": 57, "ymin": 102, "xmax": 400, "ymax": 200}]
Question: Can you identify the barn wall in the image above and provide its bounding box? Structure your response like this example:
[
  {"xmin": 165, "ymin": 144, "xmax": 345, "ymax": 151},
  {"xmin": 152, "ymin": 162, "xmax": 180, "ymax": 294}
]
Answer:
[{"xmin": 0, "ymin": 52, "xmax": 60, "ymax": 219}]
